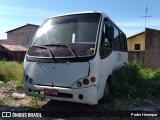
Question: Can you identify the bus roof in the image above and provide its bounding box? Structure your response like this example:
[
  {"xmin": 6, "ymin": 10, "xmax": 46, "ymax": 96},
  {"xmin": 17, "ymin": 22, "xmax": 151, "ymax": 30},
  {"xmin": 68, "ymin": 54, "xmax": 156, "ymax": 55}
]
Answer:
[
  {"xmin": 50, "ymin": 11, "xmax": 107, "ymax": 18},
  {"xmin": 48, "ymin": 11, "xmax": 125, "ymax": 35}
]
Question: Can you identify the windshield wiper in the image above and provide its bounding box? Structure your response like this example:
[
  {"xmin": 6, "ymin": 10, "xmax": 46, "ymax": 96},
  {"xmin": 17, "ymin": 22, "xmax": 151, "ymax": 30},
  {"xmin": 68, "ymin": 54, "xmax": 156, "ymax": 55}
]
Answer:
[
  {"xmin": 45, "ymin": 44, "xmax": 78, "ymax": 58},
  {"xmin": 32, "ymin": 45, "xmax": 57, "ymax": 62}
]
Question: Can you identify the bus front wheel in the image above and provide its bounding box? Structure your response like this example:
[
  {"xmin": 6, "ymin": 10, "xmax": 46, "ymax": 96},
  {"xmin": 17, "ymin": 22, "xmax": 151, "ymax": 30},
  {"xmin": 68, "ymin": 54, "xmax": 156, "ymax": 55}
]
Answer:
[{"xmin": 99, "ymin": 76, "xmax": 112, "ymax": 103}]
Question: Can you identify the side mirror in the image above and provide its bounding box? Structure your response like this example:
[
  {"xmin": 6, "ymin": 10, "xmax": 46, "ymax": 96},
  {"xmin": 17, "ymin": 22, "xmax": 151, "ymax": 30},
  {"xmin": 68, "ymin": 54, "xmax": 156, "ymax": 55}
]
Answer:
[{"xmin": 105, "ymin": 26, "xmax": 114, "ymax": 41}]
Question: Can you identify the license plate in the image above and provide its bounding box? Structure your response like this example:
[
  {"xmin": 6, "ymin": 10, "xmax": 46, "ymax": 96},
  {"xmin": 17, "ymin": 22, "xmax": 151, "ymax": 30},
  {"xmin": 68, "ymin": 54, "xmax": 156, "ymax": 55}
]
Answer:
[{"xmin": 44, "ymin": 88, "xmax": 58, "ymax": 96}]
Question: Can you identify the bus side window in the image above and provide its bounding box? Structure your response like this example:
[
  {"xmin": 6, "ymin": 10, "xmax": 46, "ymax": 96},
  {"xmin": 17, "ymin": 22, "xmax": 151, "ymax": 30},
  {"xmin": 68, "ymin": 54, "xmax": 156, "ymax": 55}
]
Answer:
[{"xmin": 100, "ymin": 20, "xmax": 112, "ymax": 59}]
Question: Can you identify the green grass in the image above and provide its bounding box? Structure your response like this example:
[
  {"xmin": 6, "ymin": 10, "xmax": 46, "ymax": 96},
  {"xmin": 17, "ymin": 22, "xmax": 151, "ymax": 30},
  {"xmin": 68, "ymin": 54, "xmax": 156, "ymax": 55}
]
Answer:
[
  {"xmin": 114, "ymin": 100, "xmax": 127, "ymax": 111},
  {"xmin": 0, "ymin": 98, "xmax": 4, "ymax": 105},
  {"xmin": 112, "ymin": 62, "xmax": 160, "ymax": 98},
  {"xmin": 0, "ymin": 60, "xmax": 23, "ymax": 87},
  {"xmin": 29, "ymin": 97, "xmax": 46, "ymax": 108}
]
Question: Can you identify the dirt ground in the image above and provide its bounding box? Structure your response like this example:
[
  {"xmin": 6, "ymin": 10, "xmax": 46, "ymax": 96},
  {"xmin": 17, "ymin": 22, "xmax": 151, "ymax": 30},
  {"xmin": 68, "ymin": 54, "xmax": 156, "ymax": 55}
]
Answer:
[{"xmin": 0, "ymin": 81, "xmax": 160, "ymax": 120}]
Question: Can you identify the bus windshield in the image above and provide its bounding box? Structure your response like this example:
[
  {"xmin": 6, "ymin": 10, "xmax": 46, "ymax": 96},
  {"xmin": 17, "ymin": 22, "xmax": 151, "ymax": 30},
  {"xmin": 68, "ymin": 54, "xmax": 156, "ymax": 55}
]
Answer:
[{"xmin": 29, "ymin": 13, "xmax": 101, "ymax": 58}]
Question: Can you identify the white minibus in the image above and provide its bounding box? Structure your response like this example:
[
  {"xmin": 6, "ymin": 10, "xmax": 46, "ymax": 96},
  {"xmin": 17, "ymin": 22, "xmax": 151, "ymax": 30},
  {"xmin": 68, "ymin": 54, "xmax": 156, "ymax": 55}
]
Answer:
[{"xmin": 24, "ymin": 11, "xmax": 128, "ymax": 105}]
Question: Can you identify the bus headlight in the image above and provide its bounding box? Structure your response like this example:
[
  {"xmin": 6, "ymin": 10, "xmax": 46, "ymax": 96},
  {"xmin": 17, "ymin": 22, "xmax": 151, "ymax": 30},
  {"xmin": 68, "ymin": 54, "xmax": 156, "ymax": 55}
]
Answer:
[
  {"xmin": 29, "ymin": 78, "xmax": 33, "ymax": 84},
  {"xmin": 25, "ymin": 75, "xmax": 34, "ymax": 84},
  {"xmin": 83, "ymin": 79, "xmax": 89, "ymax": 85},
  {"xmin": 26, "ymin": 75, "xmax": 30, "ymax": 81},
  {"xmin": 77, "ymin": 81, "xmax": 82, "ymax": 87},
  {"xmin": 71, "ymin": 78, "xmax": 91, "ymax": 88}
]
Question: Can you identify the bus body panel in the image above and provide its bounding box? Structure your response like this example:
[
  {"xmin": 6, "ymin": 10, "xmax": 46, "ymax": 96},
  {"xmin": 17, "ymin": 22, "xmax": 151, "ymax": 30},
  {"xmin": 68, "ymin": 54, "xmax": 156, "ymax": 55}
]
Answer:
[
  {"xmin": 98, "ymin": 51, "xmax": 128, "ymax": 100},
  {"xmin": 24, "ymin": 82, "xmax": 98, "ymax": 105},
  {"xmin": 24, "ymin": 61, "xmax": 89, "ymax": 87}
]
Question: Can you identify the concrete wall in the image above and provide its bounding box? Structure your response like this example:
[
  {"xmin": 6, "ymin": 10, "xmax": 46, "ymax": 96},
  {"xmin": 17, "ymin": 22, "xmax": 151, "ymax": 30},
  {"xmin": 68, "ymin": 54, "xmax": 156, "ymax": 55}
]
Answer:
[
  {"xmin": 128, "ymin": 51, "xmax": 145, "ymax": 66},
  {"xmin": 144, "ymin": 28, "xmax": 160, "ymax": 69},
  {"xmin": 7, "ymin": 25, "xmax": 39, "ymax": 48}
]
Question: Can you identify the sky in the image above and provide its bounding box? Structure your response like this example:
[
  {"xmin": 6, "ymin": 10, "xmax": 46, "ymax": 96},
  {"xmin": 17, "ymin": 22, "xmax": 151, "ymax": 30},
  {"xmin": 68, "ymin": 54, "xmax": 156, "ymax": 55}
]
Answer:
[{"xmin": 0, "ymin": 0, "xmax": 160, "ymax": 39}]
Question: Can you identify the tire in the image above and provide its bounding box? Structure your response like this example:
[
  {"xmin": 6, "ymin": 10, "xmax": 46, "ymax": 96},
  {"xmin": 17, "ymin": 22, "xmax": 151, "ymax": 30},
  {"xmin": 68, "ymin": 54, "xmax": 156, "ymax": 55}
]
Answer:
[{"xmin": 99, "ymin": 77, "xmax": 112, "ymax": 103}]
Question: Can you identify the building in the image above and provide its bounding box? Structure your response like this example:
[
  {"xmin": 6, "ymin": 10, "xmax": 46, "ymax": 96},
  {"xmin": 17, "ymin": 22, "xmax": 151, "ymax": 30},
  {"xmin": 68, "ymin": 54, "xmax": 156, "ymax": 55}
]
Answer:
[
  {"xmin": 0, "ymin": 44, "xmax": 27, "ymax": 51},
  {"xmin": 5, "ymin": 24, "xmax": 39, "ymax": 48},
  {"xmin": 0, "ymin": 44, "xmax": 27, "ymax": 61},
  {"xmin": 128, "ymin": 28, "xmax": 160, "ymax": 69},
  {"xmin": 0, "ymin": 24, "xmax": 39, "ymax": 61},
  {"xmin": 128, "ymin": 31, "xmax": 145, "ymax": 51}
]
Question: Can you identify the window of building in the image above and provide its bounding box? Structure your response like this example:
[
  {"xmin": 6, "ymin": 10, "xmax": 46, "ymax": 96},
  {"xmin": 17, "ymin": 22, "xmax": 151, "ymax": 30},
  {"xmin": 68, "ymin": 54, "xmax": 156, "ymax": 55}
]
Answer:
[{"xmin": 134, "ymin": 44, "xmax": 141, "ymax": 50}]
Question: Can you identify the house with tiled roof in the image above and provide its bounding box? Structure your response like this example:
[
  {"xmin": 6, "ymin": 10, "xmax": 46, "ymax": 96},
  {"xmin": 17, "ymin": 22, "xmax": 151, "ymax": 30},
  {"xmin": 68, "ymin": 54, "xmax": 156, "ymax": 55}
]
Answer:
[
  {"xmin": 3, "ymin": 24, "xmax": 39, "ymax": 48},
  {"xmin": 0, "ymin": 24, "xmax": 39, "ymax": 61}
]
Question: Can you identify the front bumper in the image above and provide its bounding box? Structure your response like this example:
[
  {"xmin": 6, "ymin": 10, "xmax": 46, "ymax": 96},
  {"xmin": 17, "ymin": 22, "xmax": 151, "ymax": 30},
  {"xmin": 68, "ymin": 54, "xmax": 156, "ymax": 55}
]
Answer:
[{"xmin": 24, "ymin": 82, "xmax": 98, "ymax": 105}]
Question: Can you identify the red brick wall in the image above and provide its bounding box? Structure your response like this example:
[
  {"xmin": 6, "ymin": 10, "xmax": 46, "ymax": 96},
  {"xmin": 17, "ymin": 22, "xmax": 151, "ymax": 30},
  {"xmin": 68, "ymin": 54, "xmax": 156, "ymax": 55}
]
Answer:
[{"xmin": 7, "ymin": 25, "xmax": 39, "ymax": 48}]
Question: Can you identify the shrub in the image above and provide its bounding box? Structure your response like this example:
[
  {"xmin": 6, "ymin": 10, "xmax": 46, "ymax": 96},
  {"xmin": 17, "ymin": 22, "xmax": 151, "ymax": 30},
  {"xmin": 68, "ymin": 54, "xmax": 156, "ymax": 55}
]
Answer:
[
  {"xmin": 0, "ymin": 60, "xmax": 23, "ymax": 86},
  {"xmin": 112, "ymin": 62, "xmax": 160, "ymax": 98}
]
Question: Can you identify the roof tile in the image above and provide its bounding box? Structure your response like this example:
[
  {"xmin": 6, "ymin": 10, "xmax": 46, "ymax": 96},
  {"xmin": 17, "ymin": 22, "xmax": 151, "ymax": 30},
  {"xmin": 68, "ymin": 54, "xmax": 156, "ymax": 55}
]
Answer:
[{"xmin": 0, "ymin": 44, "xmax": 27, "ymax": 51}]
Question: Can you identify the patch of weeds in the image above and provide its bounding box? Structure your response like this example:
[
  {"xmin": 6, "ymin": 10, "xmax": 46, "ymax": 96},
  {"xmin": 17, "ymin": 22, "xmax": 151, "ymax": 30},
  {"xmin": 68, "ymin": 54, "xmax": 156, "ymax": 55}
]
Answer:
[
  {"xmin": 0, "ymin": 60, "xmax": 23, "ymax": 84},
  {"xmin": 126, "ymin": 98, "xmax": 144, "ymax": 107},
  {"xmin": 0, "ymin": 60, "xmax": 24, "ymax": 93},
  {"xmin": 112, "ymin": 62, "xmax": 160, "ymax": 99},
  {"xmin": 0, "ymin": 82, "xmax": 5, "ymax": 88},
  {"xmin": 114, "ymin": 100, "xmax": 127, "ymax": 111},
  {"xmin": 29, "ymin": 97, "xmax": 46, "ymax": 108},
  {"xmin": 0, "ymin": 98, "xmax": 4, "ymax": 105},
  {"xmin": 16, "ymin": 85, "xmax": 25, "ymax": 93}
]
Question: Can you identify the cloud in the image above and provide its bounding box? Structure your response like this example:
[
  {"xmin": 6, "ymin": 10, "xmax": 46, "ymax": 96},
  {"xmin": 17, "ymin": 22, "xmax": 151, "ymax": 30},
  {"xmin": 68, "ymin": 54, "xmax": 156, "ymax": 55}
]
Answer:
[
  {"xmin": 0, "ymin": 5, "xmax": 61, "ymax": 18},
  {"xmin": 0, "ymin": 5, "xmax": 33, "ymax": 13},
  {"xmin": 0, "ymin": 5, "xmax": 64, "ymax": 39},
  {"xmin": 123, "ymin": 28, "xmax": 144, "ymax": 38},
  {"xmin": 117, "ymin": 19, "xmax": 160, "ymax": 28},
  {"xmin": 115, "ymin": 19, "xmax": 160, "ymax": 37}
]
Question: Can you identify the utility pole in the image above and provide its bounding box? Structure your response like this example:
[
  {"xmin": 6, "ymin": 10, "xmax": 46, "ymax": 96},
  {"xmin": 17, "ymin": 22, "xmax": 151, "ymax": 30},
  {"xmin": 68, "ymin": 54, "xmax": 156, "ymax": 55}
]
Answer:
[
  {"xmin": 140, "ymin": 5, "xmax": 153, "ymax": 28},
  {"xmin": 9, "ymin": 25, "xmax": 11, "ymax": 31}
]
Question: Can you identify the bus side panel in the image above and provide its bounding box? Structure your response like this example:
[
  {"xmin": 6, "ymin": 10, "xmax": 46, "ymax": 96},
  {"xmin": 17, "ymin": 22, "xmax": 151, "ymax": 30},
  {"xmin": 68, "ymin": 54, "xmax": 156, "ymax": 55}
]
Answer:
[
  {"xmin": 97, "ymin": 52, "xmax": 116, "ymax": 100},
  {"xmin": 98, "ymin": 51, "xmax": 128, "ymax": 100}
]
